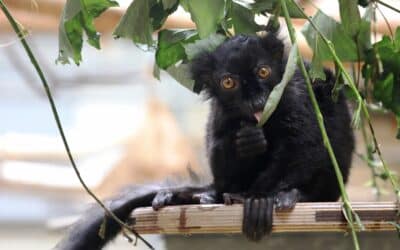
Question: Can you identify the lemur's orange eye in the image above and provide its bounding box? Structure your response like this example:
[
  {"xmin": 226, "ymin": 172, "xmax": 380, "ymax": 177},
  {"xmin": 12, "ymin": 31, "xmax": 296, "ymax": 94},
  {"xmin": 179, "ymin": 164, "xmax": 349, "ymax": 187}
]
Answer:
[
  {"xmin": 257, "ymin": 66, "xmax": 271, "ymax": 79},
  {"xmin": 221, "ymin": 76, "xmax": 236, "ymax": 89}
]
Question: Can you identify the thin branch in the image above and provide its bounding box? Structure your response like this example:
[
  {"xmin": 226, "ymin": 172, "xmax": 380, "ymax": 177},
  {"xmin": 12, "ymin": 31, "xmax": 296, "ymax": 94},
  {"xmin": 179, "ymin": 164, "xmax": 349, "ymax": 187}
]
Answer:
[
  {"xmin": 0, "ymin": 1, "xmax": 153, "ymax": 249},
  {"xmin": 375, "ymin": 2, "xmax": 394, "ymax": 38},
  {"xmin": 376, "ymin": 0, "xmax": 400, "ymax": 14}
]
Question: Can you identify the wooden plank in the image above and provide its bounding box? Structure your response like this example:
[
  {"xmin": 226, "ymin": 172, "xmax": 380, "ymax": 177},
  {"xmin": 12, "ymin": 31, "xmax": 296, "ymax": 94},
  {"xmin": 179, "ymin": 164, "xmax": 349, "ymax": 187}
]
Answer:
[{"xmin": 130, "ymin": 202, "xmax": 399, "ymax": 234}]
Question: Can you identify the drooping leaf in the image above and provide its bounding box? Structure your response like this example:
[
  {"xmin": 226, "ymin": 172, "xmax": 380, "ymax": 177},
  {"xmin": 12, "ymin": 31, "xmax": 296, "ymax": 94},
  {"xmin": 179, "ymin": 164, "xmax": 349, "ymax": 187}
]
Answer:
[
  {"xmin": 153, "ymin": 62, "xmax": 161, "ymax": 80},
  {"xmin": 156, "ymin": 29, "xmax": 198, "ymax": 69},
  {"xmin": 113, "ymin": 0, "xmax": 154, "ymax": 49},
  {"xmin": 257, "ymin": 45, "xmax": 299, "ymax": 126},
  {"xmin": 331, "ymin": 72, "xmax": 345, "ymax": 102},
  {"xmin": 150, "ymin": 0, "xmax": 179, "ymax": 30},
  {"xmin": 250, "ymin": 0, "xmax": 305, "ymax": 19},
  {"xmin": 186, "ymin": 0, "xmax": 226, "ymax": 38},
  {"xmin": 166, "ymin": 63, "xmax": 197, "ymax": 92},
  {"xmin": 113, "ymin": 0, "xmax": 178, "ymax": 50},
  {"xmin": 57, "ymin": 0, "xmax": 118, "ymax": 65},
  {"xmin": 184, "ymin": 33, "xmax": 226, "ymax": 60},
  {"xmin": 302, "ymin": 10, "xmax": 363, "ymax": 61},
  {"xmin": 229, "ymin": 1, "xmax": 262, "ymax": 34},
  {"xmin": 338, "ymin": 0, "xmax": 361, "ymax": 37},
  {"xmin": 309, "ymin": 33, "xmax": 326, "ymax": 81},
  {"xmin": 162, "ymin": 0, "xmax": 178, "ymax": 9},
  {"xmin": 164, "ymin": 34, "xmax": 226, "ymax": 93}
]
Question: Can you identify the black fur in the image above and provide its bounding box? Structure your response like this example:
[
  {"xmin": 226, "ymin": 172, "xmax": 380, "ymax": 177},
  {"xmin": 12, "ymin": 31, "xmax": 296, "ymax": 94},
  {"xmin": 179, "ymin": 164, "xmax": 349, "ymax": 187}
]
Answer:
[
  {"xmin": 55, "ymin": 32, "xmax": 354, "ymax": 249},
  {"xmin": 195, "ymin": 33, "xmax": 354, "ymax": 240}
]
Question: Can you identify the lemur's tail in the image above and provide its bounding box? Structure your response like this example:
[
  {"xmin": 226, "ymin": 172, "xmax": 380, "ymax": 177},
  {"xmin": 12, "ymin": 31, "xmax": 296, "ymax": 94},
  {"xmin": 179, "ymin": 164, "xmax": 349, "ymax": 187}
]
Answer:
[{"xmin": 54, "ymin": 185, "xmax": 160, "ymax": 250}]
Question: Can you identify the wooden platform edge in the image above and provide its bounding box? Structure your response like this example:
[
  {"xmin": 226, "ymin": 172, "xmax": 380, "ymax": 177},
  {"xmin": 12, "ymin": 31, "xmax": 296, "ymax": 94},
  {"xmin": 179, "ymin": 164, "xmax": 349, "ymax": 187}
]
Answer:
[{"xmin": 130, "ymin": 202, "xmax": 399, "ymax": 234}]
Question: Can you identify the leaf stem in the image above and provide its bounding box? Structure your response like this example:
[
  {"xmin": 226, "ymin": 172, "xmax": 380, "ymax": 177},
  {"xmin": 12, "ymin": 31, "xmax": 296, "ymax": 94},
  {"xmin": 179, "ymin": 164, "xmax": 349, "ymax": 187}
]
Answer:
[
  {"xmin": 280, "ymin": 1, "xmax": 360, "ymax": 249},
  {"xmin": 0, "ymin": 1, "xmax": 153, "ymax": 249}
]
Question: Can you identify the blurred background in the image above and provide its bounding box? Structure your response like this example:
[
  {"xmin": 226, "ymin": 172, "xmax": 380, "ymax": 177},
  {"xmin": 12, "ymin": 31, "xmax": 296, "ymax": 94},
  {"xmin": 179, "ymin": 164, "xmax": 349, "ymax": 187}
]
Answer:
[{"xmin": 0, "ymin": 0, "xmax": 399, "ymax": 249}]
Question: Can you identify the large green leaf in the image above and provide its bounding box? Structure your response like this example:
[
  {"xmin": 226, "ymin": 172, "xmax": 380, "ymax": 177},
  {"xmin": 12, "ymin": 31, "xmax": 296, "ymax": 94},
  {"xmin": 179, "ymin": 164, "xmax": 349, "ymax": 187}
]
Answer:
[
  {"xmin": 338, "ymin": 0, "xmax": 361, "ymax": 37},
  {"xmin": 251, "ymin": 0, "xmax": 305, "ymax": 19},
  {"xmin": 229, "ymin": 1, "xmax": 262, "ymax": 34},
  {"xmin": 57, "ymin": 0, "xmax": 118, "ymax": 65},
  {"xmin": 166, "ymin": 63, "xmax": 196, "ymax": 92},
  {"xmin": 184, "ymin": 33, "xmax": 226, "ymax": 60},
  {"xmin": 156, "ymin": 29, "xmax": 198, "ymax": 69},
  {"xmin": 257, "ymin": 45, "xmax": 299, "ymax": 126},
  {"xmin": 302, "ymin": 10, "xmax": 363, "ymax": 61},
  {"xmin": 186, "ymin": 0, "xmax": 226, "ymax": 38},
  {"xmin": 113, "ymin": 0, "xmax": 178, "ymax": 50},
  {"xmin": 157, "ymin": 32, "xmax": 225, "ymax": 92}
]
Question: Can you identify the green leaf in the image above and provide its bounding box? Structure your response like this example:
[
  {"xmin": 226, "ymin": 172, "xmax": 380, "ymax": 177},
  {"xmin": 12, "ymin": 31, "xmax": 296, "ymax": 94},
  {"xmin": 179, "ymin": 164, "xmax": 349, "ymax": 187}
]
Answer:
[
  {"xmin": 156, "ymin": 29, "xmax": 198, "ymax": 69},
  {"xmin": 309, "ymin": 34, "xmax": 326, "ymax": 81},
  {"xmin": 331, "ymin": 68, "xmax": 343, "ymax": 101},
  {"xmin": 250, "ymin": 0, "xmax": 305, "ymax": 19},
  {"xmin": 150, "ymin": 0, "xmax": 179, "ymax": 30},
  {"xmin": 113, "ymin": 0, "xmax": 155, "ymax": 49},
  {"xmin": 162, "ymin": 0, "xmax": 178, "ymax": 9},
  {"xmin": 374, "ymin": 73, "xmax": 394, "ymax": 107},
  {"xmin": 113, "ymin": 0, "xmax": 178, "ymax": 50},
  {"xmin": 184, "ymin": 33, "xmax": 226, "ymax": 60},
  {"xmin": 57, "ymin": 0, "xmax": 118, "ymax": 65},
  {"xmin": 396, "ymin": 116, "xmax": 400, "ymax": 139},
  {"xmin": 186, "ymin": 0, "xmax": 226, "ymax": 38},
  {"xmin": 230, "ymin": 1, "xmax": 262, "ymax": 34},
  {"xmin": 166, "ymin": 63, "xmax": 196, "ymax": 92},
  {"xmin": 180, "ymin": 0, "xmax": 190, "ymax": 11},
  {"xmin": 302, "ymin": 10, "xmax": 361, "ymax": 61},
  {"xmin": 338, "ymin": 0, "xmax": 361, "ymax": 37},
  {"xmin": 153, "ymin": 62, "xmax": 161, "ymax": 80},
  {"xmin": 257, "ymin": 45, "xmax": 298, "ymax": 126}
]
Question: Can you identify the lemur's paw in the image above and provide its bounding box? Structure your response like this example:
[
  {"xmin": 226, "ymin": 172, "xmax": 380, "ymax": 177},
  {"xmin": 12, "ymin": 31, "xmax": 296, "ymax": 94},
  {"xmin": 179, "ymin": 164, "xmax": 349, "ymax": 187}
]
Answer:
[
  {"xmin": 242, "ymin": 197, "xmax": 273, "ymax": 241},
  {"xmin": 275, "ymin": 188, "xmax": 300, "ymax": 211},
  {"xmin": 236, "ymin": 122, "xmax": 267, "ymax": 158},
  {"xmin": 192, "ymin": 189, "xmax": 217, "ymax": 204},
  {"xmin": 223, "ymin": 193, "xmax": 245, "ymax": 205},
  {"xmin": 152, "ymin": 190, "xmax": 174, "ymax": 210}
]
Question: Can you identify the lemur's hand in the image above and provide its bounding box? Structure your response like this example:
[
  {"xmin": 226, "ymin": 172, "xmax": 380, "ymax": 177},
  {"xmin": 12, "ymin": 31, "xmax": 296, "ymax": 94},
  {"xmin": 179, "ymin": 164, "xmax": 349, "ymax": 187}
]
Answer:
[
  {"xmin": 152, "ymin": 187, "xmax": 216, "ymax": 210},
  {"xmin": 235, "ymin": 121, "xmax": 267, "ymax": 158}
]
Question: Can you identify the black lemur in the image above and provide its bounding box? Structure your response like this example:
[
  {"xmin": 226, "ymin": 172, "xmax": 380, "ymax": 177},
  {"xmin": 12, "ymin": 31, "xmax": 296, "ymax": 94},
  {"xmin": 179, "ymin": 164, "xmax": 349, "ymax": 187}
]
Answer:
[{"xmin": 55, "ymin": 32, "xmax": 354, "ymax": 250}]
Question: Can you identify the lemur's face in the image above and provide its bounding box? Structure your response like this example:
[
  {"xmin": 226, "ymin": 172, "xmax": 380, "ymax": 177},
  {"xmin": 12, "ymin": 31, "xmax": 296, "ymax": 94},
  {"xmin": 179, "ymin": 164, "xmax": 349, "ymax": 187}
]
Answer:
[{"xmin": 191, "ymin": 34, "xmax": 285, "ymax": 121}]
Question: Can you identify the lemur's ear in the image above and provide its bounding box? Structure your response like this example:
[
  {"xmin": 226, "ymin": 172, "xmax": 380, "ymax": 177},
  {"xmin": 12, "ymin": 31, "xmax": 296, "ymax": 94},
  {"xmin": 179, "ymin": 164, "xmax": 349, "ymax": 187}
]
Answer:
[
  {"xmin": 260, "ymin": 32, "xmax": 285, "ymax": 60},
  {"xmin": 190, "ymin": 52, "xmax": 215, "ymax": 93}
]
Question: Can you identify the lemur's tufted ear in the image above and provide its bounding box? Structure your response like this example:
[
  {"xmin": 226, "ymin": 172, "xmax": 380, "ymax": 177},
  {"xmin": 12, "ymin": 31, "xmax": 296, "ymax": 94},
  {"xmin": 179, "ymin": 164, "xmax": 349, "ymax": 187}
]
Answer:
[
  {"xmin": 260, "ymin": 32, "xmax": 285, "ymax": 61},
  {"xmin": 190, "ymin": 51, "xmax": 215, "ymax": 94}
]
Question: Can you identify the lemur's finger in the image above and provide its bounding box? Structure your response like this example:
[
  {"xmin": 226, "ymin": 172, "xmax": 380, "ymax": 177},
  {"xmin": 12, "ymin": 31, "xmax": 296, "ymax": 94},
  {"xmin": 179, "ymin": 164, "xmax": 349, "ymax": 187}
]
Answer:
[{"xmin": 265, "ymin": 197, "xmax": 274, "ymax": 234}]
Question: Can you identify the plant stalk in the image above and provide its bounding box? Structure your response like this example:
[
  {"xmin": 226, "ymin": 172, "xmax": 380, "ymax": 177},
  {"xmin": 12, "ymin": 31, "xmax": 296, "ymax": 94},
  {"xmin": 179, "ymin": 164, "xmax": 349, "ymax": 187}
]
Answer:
[{"xmin": 280, "ymin": 1, "xmax": 360, "ymax": 249}]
